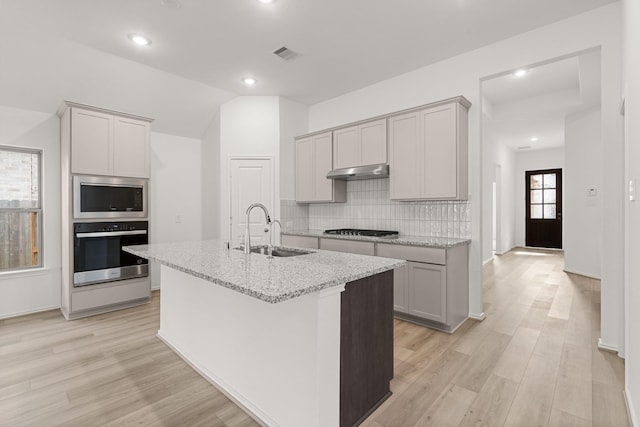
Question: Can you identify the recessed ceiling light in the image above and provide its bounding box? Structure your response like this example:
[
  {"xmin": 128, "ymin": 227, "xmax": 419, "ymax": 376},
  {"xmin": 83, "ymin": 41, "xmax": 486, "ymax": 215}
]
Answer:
[
  {"xmin": 530, "ymin": 136, "xmax": 538, "ymax": 142},
  {"xmin": 514, "ymin": 69, "xmax": 527, "ymax": 77},
  {"xmin": 128, "ymin": 34, "xmax": 151, "ymax": 46},
  {"xmin": 242, "ymin": 77, "xmax": 257, "ymax": 86},
  {"xmin": 256, "ymin": 0, "xmax": 276, "ymax": 3}
]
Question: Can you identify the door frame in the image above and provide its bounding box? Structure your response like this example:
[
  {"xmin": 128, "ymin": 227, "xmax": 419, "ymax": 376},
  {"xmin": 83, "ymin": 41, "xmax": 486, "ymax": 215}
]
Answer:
[
  {"xmin": 525, "ymin": 168, "xmax": 563, "ymax": 249},
  {"xmin": 226, "ymin": 156, "xmax": 276, "ymax": 246}
]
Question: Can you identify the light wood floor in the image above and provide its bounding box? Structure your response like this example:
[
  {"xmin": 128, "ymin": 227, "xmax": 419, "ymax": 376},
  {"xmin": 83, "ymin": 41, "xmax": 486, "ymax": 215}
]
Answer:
[{"xmin": 0, "ymin": 249, "xmax": 629, "ymax": 426}]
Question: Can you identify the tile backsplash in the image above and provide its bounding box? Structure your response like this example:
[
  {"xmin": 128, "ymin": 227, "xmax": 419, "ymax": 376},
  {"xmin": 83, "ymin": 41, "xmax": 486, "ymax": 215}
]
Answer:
[
  {"xmin": 280, "ymin": 199, "xmax": 309, "ymax": 231},
  {"xmin": 281, "ymin": 178, "xmax": 471, "ymax": 238}
]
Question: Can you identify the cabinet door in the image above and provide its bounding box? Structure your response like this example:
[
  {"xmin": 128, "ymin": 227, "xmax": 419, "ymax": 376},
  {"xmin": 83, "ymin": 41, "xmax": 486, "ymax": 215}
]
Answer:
[
  {"xmin": 71, "ymin": 108, "xmax": 113, "ymax": 176},
  {"xmin": 421, "ymin": 104, "xmax": 457, "ymax": 199},
  {"xmin": 360, "ymin": 119, "xmax": 387, "ymax": 166},
  {"xmin": 389, "ymin": 112, "xmax": 421, "ymax": 199},
  {"xmin": 295, "ymin": 137, "xmax": 315, "ymax": 202},
  {"xmin": 113, "ymin": 117, "xmax": 150, "ymax": 178},
  {"xmin": 333, "ymin": 126, "xmax": 359, "ymax": 169},
  {"xmin": 393, "ymin": 263, "xmax": 409, "ymax": 313},
  {"xmin": 313, "ymin": 132, "xmax": 334, "ymax": 202},
  {"xmin": 408, "ymin": 261, "xmax": 446, "ymax": 322}
]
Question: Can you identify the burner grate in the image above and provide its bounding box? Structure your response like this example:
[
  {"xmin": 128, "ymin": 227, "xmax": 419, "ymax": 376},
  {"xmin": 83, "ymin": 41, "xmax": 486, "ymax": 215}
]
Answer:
[{"xmin": 324, "ymin": 228, "xmax": 399, "ymax": 237}]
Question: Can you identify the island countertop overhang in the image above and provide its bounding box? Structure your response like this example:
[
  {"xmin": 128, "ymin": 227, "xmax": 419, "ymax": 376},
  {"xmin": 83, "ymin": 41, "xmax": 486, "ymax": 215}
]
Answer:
[{"xmin": 123, "ymin": 240, "xmax": 405, "ymax": 303}]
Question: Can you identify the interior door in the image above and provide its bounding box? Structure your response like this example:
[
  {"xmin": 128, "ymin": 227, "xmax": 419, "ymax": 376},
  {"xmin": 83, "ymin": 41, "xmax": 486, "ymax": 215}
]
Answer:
[
  {"xmin": 525, "ymin": 169, "xmax": 562, "ymax": 249},
  {"xmin": 229, "ymin": 157, "xmax": 274, "ymax": 248}
]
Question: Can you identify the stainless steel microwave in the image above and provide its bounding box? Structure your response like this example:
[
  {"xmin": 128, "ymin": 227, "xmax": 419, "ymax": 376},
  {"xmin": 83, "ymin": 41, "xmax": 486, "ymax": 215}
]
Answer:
[{"xmin": 73, "ymin": 175, "xmax": 148, "ymax": 219}]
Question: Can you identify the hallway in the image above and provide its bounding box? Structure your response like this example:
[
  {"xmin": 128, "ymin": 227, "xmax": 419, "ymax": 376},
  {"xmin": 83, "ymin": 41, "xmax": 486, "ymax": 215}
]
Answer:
[{"xmin": 364, "ymin": 248, "xmax": 629, "ymax": 426}]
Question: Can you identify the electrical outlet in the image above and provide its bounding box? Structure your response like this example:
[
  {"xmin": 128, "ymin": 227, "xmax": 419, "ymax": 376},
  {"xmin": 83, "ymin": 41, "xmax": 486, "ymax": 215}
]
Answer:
[{"xmin": 175, "ymin": 215, "xmax": 182, "ymax": 223}]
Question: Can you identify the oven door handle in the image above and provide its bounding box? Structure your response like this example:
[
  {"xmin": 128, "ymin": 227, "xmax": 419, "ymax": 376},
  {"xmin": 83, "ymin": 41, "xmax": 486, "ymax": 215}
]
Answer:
[{"xmin": 75, "ymin": 230, "xmax": 148, "ymax": 238}]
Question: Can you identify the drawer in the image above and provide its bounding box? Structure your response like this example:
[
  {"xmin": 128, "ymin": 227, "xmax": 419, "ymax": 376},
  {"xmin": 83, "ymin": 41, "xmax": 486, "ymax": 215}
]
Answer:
[
  {"xmin": 72, "ymin": 279, "xmax": 150, "ymax": 312},
  {"xmin": 320, "ymin": 238, "xmax": 375, "ymax": 256},
  {"xmin": 377, "ymin": 243, "xmax": 445, "ymax": 265},
  {"xmin": 281, "ymin": 235, "xmax": 319, "ymax": 249}
]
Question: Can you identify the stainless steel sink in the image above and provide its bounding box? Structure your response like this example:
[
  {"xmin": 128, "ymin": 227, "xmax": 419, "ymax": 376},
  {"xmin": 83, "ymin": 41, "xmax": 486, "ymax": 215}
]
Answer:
[{"xmin": 235, "ymin": 245, "xmax": 313, "ymax": 257}]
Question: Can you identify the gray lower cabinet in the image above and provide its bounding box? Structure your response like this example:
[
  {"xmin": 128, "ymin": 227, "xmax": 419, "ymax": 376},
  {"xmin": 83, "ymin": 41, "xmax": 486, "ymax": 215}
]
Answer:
[
  {"xmin": 407, "ymin": 261, "xmax": 446, "ymax": 322},
  {"xmin": 281, "ymin": 233, "xmax": 469, "ymax": 333},
  {"xmin": 377, "ymin": 243, "xmax": 468, "ymax": 333}
]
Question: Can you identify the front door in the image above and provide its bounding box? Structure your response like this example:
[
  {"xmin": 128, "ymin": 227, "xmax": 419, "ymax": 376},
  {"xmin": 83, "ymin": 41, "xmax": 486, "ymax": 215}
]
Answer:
[
  {"xmin": 525, "ymin": 169, "xmax": 562, "ymax": 249},
  {"xmin": 229, "ymin": 157, "xmax": 274, "ymax": 248}
]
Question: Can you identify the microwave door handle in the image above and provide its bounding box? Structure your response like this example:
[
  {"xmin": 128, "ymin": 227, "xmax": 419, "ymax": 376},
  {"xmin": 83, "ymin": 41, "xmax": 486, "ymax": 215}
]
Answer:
[{"xmin": 76, "ymin": 230, "xmax": 148, "ymax": 238}]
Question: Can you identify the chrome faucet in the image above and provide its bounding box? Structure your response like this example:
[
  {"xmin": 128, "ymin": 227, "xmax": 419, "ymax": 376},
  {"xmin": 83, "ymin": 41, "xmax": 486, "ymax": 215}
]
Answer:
[
  {"xmin": 243, "ymin": 203, "xmax": 271, "ymax": 254},
  {"xmin": 268, "ymin": 219, "xmax": 282, "ymax": 257}
]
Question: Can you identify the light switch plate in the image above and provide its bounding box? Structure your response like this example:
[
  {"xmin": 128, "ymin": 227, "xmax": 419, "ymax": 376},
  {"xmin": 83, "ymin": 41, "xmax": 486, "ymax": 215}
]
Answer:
[{"xmin": 630, "ymin": 179, "xmax": 636, "ymax": 202}]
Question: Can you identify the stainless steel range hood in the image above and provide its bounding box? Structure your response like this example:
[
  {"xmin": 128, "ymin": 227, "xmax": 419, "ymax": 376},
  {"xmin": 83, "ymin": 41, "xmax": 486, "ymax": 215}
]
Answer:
[{"xmin": 326, "ymin": 164, "xmax": 389, "ymax": 180}]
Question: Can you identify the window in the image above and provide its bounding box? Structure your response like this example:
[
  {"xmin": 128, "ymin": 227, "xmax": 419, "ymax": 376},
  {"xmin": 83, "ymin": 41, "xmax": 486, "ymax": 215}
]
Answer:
[
  {"xmin": 0, "ymin": 146, "xmax": 42, "ymax": 271},
  {"xmin": 529, "ymin": 173, "xmax": 557, "ymax": 219}
]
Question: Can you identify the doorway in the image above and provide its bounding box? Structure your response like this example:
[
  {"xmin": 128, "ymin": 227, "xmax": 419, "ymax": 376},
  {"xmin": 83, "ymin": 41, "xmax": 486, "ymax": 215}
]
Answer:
[
  {"xmin": 228, "ymin": 157, "xmax": 274, "ymax": 247},
  {"xmin": 525, "ymin": 168, "xmax": 562, "ymax": 249}
]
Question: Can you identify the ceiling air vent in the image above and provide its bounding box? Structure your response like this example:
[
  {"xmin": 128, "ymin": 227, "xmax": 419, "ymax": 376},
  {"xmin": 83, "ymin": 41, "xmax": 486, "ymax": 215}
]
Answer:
[{"xmin": 273, "ymin": 46, "xmax": 300, "ymax": 61}]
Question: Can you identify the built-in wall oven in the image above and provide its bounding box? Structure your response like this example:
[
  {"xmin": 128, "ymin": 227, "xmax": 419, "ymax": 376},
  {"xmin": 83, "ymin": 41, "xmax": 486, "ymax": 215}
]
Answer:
[
  {"xmin": 73, "ymin": 175, "xmax": 147, "ymax": 219},
  {"xmin": 73, "ymin": 221, "xmax": 148, "ymax": 287}
]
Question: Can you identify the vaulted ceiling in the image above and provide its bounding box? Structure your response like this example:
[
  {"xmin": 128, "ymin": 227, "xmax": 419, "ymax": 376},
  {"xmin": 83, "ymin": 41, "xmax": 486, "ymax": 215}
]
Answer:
[{"xmin": 0, "ymin": 0, "xmax": 617, "ymax": 138}]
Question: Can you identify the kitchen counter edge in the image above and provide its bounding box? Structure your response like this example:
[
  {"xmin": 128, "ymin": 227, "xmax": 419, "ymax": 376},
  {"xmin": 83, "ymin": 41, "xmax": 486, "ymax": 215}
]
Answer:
[
  {"xmin": 282, "ymin": 230, "xmax": 471, "ymax": 248},
  {"xmin": 123, "ymin": 241, "xmax": 405, "ymax": 304}
]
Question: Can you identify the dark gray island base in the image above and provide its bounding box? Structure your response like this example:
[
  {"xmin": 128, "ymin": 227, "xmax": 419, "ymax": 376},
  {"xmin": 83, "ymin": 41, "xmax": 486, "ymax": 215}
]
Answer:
[{"xmin": 340, "ymin": 270, "xmax": 394, "ymax": 426}]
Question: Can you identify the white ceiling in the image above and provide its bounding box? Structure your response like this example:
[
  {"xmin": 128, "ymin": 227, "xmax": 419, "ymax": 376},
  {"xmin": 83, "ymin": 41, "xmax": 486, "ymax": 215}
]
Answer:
[
  {"xmin": 0, "ymin": 0, "xmax": 615, "ymax": 138},
  {"xmin": 482, "ymin": 50, "xmax": 602, "ymax": 151}
]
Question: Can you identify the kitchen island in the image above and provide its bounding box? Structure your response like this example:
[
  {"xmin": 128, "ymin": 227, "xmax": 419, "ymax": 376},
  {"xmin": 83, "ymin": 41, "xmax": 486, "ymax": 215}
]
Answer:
[{"xmin": 124, "ymin": 240, "xmax": 405, "ymax": 427}]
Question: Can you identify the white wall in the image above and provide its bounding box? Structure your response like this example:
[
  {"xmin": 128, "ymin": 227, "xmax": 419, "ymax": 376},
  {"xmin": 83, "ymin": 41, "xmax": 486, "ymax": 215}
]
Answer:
[
  {"xmin": 307, "ymin": 4, "xmax": 622, "ymax": 326},
  {"xmin": 482, "ymin": 111, "xmax": 517, "ymax": 263},
  {"xmin": 149, "ymin": 132, "xmax": 203, "ymax": 289},
  {"xmin": 202, "ymin": 113, "xmax": 221, "ymax": 239},
  {"xmin": 0, "ymin": 106, "xmax": 61, "ymax": 318},
  {"xmin": 494, "ymin": 142, "xmax": 517, "ymax": 255},
  {"xmin": 514, "ymin": 148, "xmax": 565, "ymax": 247},
  {"xmin": 564, "ymin": 108, "xmax": 602, "ymax": 278},
  {"xmin": 279, "ymin": 98, "xmax": 308, "ymax": 201},
  {"xmin": 219, "ymin": 96, "xmax": 281, "ymax": 244},
  {"xmin": 622, "ymin": 0, "xmax": 640, "ymax": 423}
]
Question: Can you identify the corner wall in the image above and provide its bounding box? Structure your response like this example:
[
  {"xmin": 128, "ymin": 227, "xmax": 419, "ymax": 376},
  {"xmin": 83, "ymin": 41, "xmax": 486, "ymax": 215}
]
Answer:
[
  {"xmin": 219, "ymin": 96, "xmax": 281, "ymax": 246},
  {"xmin": 149, "ymin": 132, "xmax": 204, "ymax": 289},
  {"xmin": 564, "ymin": 108, "xmax": 602, "ymax": 279},
  {"xmin": 202, "ymin": 113, "xmax": 221, "ymax": 239},
  {"xmin": 0, "ymin": 106, "xmax": 61, "ymax": 318},
  {"xmin": 623, "ymin": 0, "xmax": 640, "ymax": 423}
]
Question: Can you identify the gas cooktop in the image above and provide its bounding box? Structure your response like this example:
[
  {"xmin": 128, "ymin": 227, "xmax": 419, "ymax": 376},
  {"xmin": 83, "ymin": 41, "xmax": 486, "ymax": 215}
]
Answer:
[{"xmin": 324, "ymin": 228, "xmax": 399, "ymax": 237}]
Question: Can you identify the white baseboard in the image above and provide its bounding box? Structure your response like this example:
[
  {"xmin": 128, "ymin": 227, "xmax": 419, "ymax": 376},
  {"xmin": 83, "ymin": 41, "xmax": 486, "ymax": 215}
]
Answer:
[
  {"xmin": 0, "ymin": 305, "xmax": 60, "ymax": 320},
  {"xmin": 563, "ymin": 268, "xmax": 601, "ymax": 280},
  {"xmin": 597, "ymin": 337, "xmax": 621, "ymax": 355},
  {"xmin": 625, "ymin": 386, "xmax": 638, "ymax": 427},
  {"xmin": 482, "ymin": 256, "xmax": 494, "ymax": 266},
  {"xmin": 469, "ymin": 312, "xmax": 486, "ymax": 321},
  {"xmin": 157, "ymin": 332, "xmax": 270, "ymax": 427}
]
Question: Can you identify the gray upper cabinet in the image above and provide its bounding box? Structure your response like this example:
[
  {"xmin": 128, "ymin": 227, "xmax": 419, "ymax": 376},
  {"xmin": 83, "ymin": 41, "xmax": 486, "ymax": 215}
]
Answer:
[
  {"xmin": 389, "ymin": 98, "xmax": 469, "ymax": 200},
  {"xmin": 295, "ymin": 132, "xmax": 346, "ymax": 203},
  {"xmin": 66, "ymin": 104, "xmax": 151, "ymax": 178},
  {"xmin": 333, "ymin": 119, "xmax": 387, "ymax": 169}
]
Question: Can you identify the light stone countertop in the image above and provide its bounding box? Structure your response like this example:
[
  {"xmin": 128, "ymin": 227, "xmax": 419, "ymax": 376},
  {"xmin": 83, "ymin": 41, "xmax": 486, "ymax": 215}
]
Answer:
[
  {"xmin": 123, "ymin": 240, "xmax": 405, "ymax": 304},
  {"xmin": 282, "ymin": 229, "xmax": 471, "ymax": 248}
]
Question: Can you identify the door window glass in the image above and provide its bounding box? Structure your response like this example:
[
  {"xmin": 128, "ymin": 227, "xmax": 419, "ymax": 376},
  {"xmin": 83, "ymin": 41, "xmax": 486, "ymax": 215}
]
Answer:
[{"xmin": 529, "ymin": 173, "xmax": 558, "ymax": 220}]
